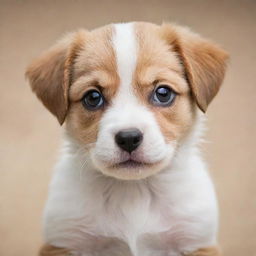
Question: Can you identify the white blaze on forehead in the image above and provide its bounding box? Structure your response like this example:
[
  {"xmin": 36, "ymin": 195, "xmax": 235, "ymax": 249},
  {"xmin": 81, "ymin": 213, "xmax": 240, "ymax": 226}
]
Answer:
[
  {"xmin": 112, "ymin": 23, "xmax": 138, "ymax": 102},
  {"xmin": 109, "ymin": 23, "xmax": 159, "ymax": 132}
]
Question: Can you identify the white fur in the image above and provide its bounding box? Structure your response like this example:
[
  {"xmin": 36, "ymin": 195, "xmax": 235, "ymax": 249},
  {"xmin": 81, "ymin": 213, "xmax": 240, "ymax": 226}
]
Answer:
[{"xmin": 42, "ymin": 23, "xmax": 219, "ymax": 256}]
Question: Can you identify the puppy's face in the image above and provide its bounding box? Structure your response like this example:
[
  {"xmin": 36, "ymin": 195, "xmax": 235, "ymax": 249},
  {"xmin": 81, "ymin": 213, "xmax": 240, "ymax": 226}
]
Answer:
[{"xmin": 26, "ymin": 22, "xmax": 228, "ymax": 180}]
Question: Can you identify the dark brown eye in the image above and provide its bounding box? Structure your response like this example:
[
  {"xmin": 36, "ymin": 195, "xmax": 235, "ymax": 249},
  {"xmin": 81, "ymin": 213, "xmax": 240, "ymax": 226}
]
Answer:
[
  {"xmin": 151, "ymin": 86, "xmax": 176, "ymax": 106},
  {"xmin": 82, "ymin": 90, "xmax": 104, "ymax": 110}
]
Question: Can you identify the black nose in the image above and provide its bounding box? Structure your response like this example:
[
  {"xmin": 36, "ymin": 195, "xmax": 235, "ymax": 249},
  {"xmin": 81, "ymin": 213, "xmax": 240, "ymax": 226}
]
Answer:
[{"xmin": 115, "ymin": 128, "xmax": 143, "ymax": 153}]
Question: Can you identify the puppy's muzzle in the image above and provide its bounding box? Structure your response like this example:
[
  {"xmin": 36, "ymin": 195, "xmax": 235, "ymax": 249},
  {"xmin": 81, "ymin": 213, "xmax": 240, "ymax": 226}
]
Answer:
[{"xmin": 115, "ymin": 128, "xmax": 143, "ymax": 153}]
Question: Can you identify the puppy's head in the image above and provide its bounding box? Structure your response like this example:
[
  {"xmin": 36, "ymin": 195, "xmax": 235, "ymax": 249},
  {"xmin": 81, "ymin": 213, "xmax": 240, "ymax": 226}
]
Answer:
[{"xmin": 26, "ymin": 22, "xmax": 228, "ymax": 180}]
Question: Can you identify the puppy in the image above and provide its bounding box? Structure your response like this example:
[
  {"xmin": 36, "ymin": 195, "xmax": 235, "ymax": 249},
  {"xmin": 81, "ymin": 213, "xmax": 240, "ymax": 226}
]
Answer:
[{"xmin": 26, "ymin": 22, "xmax": 228, "ymax": 256}]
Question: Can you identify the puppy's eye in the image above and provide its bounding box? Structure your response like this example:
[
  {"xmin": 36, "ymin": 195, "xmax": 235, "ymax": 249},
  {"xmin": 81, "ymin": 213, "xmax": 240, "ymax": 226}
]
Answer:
[
  {"xmin": 82, "ymin": 90, "xmax": 104, "ymax": 110},
  {"xmin": 151, "ymin": 86, "xmax": 176, "ymax": 106}
]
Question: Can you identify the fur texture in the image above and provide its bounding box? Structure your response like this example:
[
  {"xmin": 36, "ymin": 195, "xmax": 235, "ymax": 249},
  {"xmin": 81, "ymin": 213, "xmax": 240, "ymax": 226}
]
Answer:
[
  {"xmin": 39, "ymin": 244, "xmax": 221, "ymax": 256},
  {"xmin": 26, "ymin": 22, "xmax": 228, "ymax": 256}
]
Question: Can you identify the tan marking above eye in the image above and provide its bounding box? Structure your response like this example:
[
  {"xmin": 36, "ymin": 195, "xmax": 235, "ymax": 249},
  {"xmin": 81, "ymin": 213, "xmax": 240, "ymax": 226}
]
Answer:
[
  {"xmin": 69, "ymin": 70, "xmax": 119, "ymax": 102},
  {"xmin": 136, "ymin": 66, "xmax": 189, "ymax": 95}
]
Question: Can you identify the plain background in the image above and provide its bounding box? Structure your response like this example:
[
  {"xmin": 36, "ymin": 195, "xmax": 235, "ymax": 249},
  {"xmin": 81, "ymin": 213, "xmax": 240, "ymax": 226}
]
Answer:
[{"xmin": 0, "ymin": 0, "xmax": 255, "ymax": 255}]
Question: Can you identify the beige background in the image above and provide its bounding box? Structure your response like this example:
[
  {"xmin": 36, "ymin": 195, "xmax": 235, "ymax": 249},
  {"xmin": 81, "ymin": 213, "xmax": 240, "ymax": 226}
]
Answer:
[{"xmin": 0, "ymin": 0, "xmax": 256, "ymax": 255}]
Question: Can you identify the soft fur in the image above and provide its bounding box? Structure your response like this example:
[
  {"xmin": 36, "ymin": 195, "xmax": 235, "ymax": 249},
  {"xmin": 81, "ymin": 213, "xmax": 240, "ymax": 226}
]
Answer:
[{"xmin": 26, "ymin": 22, "xmax": 228, "ymax": 256}]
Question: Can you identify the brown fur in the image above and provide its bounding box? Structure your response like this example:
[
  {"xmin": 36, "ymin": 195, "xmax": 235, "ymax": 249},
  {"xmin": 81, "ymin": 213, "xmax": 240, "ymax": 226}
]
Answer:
[
  {"xmin": 184, "ymin": 246, "xmax": 221, "ymax": 256},
  {"xmin": 39, "ymin": 244, "xmax": 71, "ymax": 256},
  {"xmin": 26, "ymin": 25, "xmax": 118, "ymax": 145},
  {"xmin": 134, "ymin": 22, "xmax": 195, "ymax": 143},
  {"xmin": 66, "ymin": 25, "xmax": 119, "ymax": 146},
  {"xmin": 25, "ymin": 31, "xmax": 87, "ymax": 124},
  {"xmin": 39, "ymin": 238, "xmax": 132, "ymax": 256},
  {"xmin": 160, "ymin": 23, "xmax": 229, "ymax": 112},
  {"xmin": 26, "ymin": 22, "xmax": 228, "ymax": 141}
]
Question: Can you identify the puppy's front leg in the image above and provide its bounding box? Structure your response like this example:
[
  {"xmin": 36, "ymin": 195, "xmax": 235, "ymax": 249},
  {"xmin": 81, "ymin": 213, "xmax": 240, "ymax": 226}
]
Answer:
[
  {"xmin": 39, "ymin": 244, "xmax": 74, "ymax": 256},
  {"xmin": 184, "ymin": 247, "xmax": 221, "ymax": 256},
  {"xmin": 39, "ymin": 241, "xmax": 132, "ymax": 256}
]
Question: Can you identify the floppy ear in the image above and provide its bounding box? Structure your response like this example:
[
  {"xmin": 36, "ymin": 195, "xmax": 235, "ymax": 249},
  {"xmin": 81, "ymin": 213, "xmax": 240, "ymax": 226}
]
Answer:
[
  {"xmin": 25, "ymin": 31, "xmax": 85, "ymax": 124},
  {"xmin": 161, "ymin": 24, "xmax": 229, "ymax": 112}
]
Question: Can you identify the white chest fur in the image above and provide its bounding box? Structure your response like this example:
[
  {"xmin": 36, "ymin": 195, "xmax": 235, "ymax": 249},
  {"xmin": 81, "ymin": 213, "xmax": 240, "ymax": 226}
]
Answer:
[{"xmin": 43, "ymin": 139, "xmax": 218, "ymax": 256}]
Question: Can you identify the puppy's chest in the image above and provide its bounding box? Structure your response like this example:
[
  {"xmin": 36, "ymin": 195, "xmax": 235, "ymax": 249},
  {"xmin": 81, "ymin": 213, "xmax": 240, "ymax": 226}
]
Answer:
[
  {"xmin": 47, "ymin": 166, "xmax": 215, "ymax": 255},
  {"xmin": 74, "ymin": 187, "xmax": 191, "ymax": 255},
  {"xmin": 94, "ymin": 194, "xmax": 168, "ymax": 237}
]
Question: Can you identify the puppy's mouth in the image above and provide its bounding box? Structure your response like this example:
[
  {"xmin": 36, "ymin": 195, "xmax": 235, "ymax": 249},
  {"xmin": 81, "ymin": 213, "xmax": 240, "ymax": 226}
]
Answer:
[
  {"xmin": 112, "ymin": 159, "xmax": 152, "ymax": 169},
  {"xmin": 93, "ymin": 152, "xmax": 171, "ymax": 180}
]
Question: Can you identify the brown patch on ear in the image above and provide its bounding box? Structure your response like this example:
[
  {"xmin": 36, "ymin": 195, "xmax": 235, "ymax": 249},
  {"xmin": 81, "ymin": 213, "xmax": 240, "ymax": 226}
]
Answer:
[
  {"xmin": 160, "ymin": 24, "xmax": 229, "ymax": 112},
  {"xmin": 25, "ymin": 31, "xmax": 86, "ymax": 124},
  {"xmin": 39, "ymin": 244, "xmax": 71, "ymax": 256},
  {"xmin": 184, "ymin": 246, "xmax": 222, "ymax": 256}
]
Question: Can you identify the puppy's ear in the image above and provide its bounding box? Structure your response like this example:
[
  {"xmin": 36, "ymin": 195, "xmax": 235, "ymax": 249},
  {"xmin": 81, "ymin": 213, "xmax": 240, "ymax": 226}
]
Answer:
[
  {"xmin": 161, "ymin": 24, "xmax": 229, "ymax": 112},
  {"xmin": 25, "ymin": 31, "xmax": 86, "ymax": 124}
]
